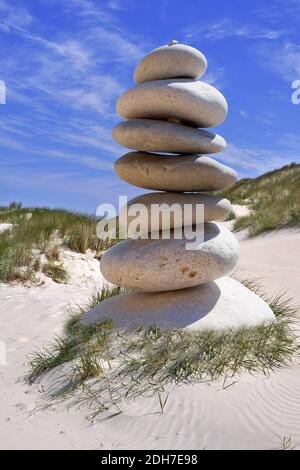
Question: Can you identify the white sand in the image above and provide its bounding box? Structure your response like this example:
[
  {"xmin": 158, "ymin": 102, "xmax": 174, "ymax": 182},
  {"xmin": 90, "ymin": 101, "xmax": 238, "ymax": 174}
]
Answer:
[
  {"xmin": 231, "ymin": 204, "xmax": 253, "ymax": 218},
  {"xmin": 0, "ymin": 225, "xmax": 300, "ymax": 449},
  {"xmin": 0, "ymin": 223, "xmax": 14, "ymax": 233}
]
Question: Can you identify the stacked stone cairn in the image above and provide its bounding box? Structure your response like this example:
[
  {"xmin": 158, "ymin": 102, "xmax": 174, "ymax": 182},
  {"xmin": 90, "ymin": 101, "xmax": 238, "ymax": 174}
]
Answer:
[{"xmin": 83, "ymin": 41, "xmax": 275, "ymax": 331}]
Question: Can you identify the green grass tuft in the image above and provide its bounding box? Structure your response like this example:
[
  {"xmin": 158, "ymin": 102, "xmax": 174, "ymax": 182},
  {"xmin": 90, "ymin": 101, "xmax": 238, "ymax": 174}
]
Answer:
[
  {"xmin": 224, "ymin": 211, "xmax": 236, "ymax": 222},
  {"xmin": 8, "ymin": 201, "xmax": 23, "ymax": 210},
  {"xmin": 26, "ymin": 282, "xmax": 299, "ymax": 419},
  {"xmin": 275, "ymin": 435, "xmax": 297, "ymax": 450},
  {"xmin": 42, "ymin": 262, "xmax": 69, "ymax": 284}
]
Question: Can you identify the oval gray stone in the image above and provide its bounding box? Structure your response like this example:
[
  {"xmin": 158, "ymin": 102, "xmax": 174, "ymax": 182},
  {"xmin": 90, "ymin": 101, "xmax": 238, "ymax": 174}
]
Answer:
[
  {"xmin": 81, "ymin": 277, "xmax": 276, "ymax": 331},
  {"xmin": 116, "ymin": 79, "xmax": 228, "ymax": 128},
  {"xmin": 134, "ymin": 43, "xmax": 207, "ymax": 84},
  {"xmin": 113, "ymin": 119, "xmax": 227, "ymax": 154},
  {"xmin": 100, "ymin": 223, "xmax": 239, "ymax": 292},
  {"xmin": 120, "ymin": 193, "xmax": 232, "ymax": 235},
  {"xmin": 115, "ymin": 152, "xmax": 237, "ymax": 191}
]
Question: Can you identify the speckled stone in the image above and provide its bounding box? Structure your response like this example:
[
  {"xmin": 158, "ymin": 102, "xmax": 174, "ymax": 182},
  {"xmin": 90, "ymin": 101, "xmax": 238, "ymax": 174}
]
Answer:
[
  {"xmin": 113, "ymin": 119, "xmax": 226, "ymax": 154},
  {"xmin": 115, "ymin": 152, "xmax": 237, "ymax": 191},
  {"xmin": 100, "ymin": 223, "xmax": 239, "ymax": 292},
  {"xmin": 116, "ymin": 79, "xmax": 228, "ymax": 128}
]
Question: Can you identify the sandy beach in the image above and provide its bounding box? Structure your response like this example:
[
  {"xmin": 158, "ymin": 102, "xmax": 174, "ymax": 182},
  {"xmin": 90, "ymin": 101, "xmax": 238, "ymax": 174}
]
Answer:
[{"xmin": 0, "ymin": 226, "xmax": 300, "ymax": 450}]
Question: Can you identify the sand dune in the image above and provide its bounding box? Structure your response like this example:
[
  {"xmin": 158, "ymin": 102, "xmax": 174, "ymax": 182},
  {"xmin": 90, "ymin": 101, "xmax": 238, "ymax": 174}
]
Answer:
[
  {"xmin": 0, "ymin": 227, "xmax": 300, "ymax": 450},
  {"xmin": 235, "ymin": 228, "xmax": 300, "ymax": 303}
]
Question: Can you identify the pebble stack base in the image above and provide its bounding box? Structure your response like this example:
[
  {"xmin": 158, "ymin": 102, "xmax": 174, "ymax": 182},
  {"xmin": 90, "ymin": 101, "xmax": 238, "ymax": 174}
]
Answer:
[{"xmin": 82, "ymin": 277, "xmax": 275, "ymax": 331}]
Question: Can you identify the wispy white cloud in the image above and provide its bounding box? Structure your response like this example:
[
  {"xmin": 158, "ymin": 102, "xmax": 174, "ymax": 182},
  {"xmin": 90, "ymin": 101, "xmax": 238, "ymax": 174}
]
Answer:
[
  {"xmin": 106, "ymin": 0, "xmax": 123, "ymax": 11},
  {"xmin": 203, "ymin": 68, "xmax": 226, "ymax": 90},
  {"xmin": 0, "ymin": 135, "xmax": 31, "ymax": 151},
  {"xmin": 182, "ymin": 18, "xmax": 284, "ymax": 42},
  {"xmin": 6, "ymin": 86, "xmax": 32, "ymax": 105},
  {"xmin": 53, "ymin": 122, "xmax": 122, "ymax": 156},
  {"xmin": 216, "ymin": 142, "xmax": 299, "ymax": 177},
  {"xmin": 0, "ymin": 95, "xmax": 123, "ymax": 176},
  {"xmin": 0, "ymin": 0, "xmax": 147, "ymax": 187},
  {"xmin": 0, "ymin": 120, "xmax": 31, "ymax": 137},
  {"xmin": 0, "ymin": 137, "xmax": 117, "ymax": 175},
  {"xmin": 0, "ymin": 1, "xmax": 144, "ymax": 119},
  {"xmin": 66, "ymin": 0, "xmax": 114, "ymax": 22},
  {"xmin": 65, "ymin": 0, "xmax": 145, "ymax": 63},
  {"xmin": 256, "ymin": 111, "xmax": 277, "ymax": 126},
  {"xmin": 0, "ymin": 0, "xmax": 33, "ymax": 30},
  {"xmin": 0, "ymin": 165, "xmax": 138, "ymax": 204},
  {"xmin": 255, "ymin": 0, "xmax": 300, "ymax": 25},
  {"xmin": 255, "ymin": 41, "xmax": 300, "ymax": 82},
  {"xmin": 0, "ymin": 0, "xmax": 143, "ymax": 187},
  {"xmin": 38, "ymin": 149, "xmax": 113, "ymax": 171},
  {"xmin": 279, "ymin": 132, "xmax": 300, "ymax": 150},
  {"xmin": 27, "ymin": 34, "xmax": 93, "ymax": 69},
  {"xmin": 0, "ymin": 114, "xmax": 121, "ymax": 164},
  {"xmin": 237, "ymin": 109, "xmax": 276, "ymax": 126}
]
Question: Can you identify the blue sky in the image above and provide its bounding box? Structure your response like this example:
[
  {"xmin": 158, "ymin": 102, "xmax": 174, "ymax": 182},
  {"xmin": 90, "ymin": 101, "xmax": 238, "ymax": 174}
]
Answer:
[{"xmin": 0, "ymin": 0, "xmax": 300, "ymax": 213}]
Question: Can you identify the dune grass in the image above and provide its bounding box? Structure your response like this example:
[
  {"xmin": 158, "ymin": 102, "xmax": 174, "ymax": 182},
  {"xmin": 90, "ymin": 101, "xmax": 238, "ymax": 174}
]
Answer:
[
  {"xmin": 27, "ymin": 282, "xmax": 299, "ymax": 419},
  {"xmin": 276, "ymin": 435, "xmax": 298, "ymax": 450},
  {"xmin": 222, "ymin": 163, "xmax": 300, "ymax": 236},
  {"xmin": 42, "ymin": 262, "xmax": 69, "ymax": 284},
  {"xmin": 0, "ymin": 203, "xmax": 114, "ymax": 283},
  {"xmin": 224, "ymin": 210, "xmax": 236, "ymax": 222}
]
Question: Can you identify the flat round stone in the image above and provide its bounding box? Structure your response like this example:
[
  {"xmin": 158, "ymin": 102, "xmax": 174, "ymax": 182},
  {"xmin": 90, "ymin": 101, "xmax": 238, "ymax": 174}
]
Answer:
[
  {"xmin": 116, "ymin": 79, "xmax": 228, "ymax": 128},
  {"xmin": 100, "ymin": 223, "xmax": 239, "ymax": 292},
  {"xmin": 113, "ymin": 119, "xmax": 227, "ymax": 154},
  {"xmin": 115, "ymin": 152, "xmax": 237, "ymax": 191},
  {"xmin": 134, "ymin": 43, "xmax": 207, "ymax": 84},
  {"xmin": 81, "ymin": 277, "xmax": 276, "ymax": 331},
  {"xmin": 120, "ymin": 193, "xmax": 232, "ymax": 235}
]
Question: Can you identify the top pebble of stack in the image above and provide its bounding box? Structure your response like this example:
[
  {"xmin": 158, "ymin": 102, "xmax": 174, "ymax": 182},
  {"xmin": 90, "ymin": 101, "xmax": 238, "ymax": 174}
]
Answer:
[{"xmin": 134, "ymin": 40, "xmax": 208, "ymax": 84}]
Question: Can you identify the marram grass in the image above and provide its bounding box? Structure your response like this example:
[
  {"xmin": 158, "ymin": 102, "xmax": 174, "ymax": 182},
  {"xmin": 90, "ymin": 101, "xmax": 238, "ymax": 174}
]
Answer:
[
  {"xmin": 42, "ymin": 262, "xmax": 69, "ymax": 284},
  {"xmin": 0, "ymin": 204, "xmax": 115, "ymax": 283},
  {"xmin": 27, "ymin": 282, "xmax": 299, "ymax": 419},
  {"xmin": 222, "ymin": 163, "xmax": 300, "ymax": 236}
]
